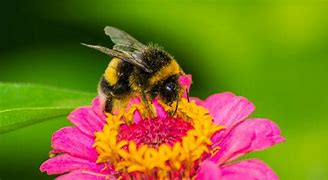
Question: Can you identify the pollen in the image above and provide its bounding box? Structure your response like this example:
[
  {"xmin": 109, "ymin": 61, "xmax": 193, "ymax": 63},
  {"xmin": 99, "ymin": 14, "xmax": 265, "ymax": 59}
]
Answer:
[{"xmin": 93, "ymin": 99, "xmax": 224, "ymax": 179}]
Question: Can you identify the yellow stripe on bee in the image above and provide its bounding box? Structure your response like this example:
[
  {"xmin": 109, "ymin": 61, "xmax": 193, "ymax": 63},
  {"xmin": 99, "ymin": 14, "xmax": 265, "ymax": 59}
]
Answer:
[
  {"xmin": 104, "ymin": 58, "xmax": 121, "ymax": 86},
  {"xmin": 148, "ymin": 60, "xmax": 181, "ymax": 86}
]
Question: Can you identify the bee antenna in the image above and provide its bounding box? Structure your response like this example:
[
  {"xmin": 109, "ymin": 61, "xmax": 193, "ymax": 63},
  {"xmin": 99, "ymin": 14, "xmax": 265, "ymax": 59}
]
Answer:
[{"xmin": 141, "ymin": 91, "xmax": 155, "ymax": 118}]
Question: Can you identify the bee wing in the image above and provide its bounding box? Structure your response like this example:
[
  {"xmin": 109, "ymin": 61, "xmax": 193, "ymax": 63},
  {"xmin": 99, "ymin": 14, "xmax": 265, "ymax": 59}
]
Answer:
[
  {"xmin": 81, "ymin": 43, "xmax": 152, "ymax": 73},
  {"xmin": 104, "ymin": 26, "xmax": 146, "ymax": 51}
]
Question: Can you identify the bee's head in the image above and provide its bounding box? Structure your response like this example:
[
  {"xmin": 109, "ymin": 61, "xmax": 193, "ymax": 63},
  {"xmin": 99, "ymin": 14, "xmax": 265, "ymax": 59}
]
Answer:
[
  {"xmin": 159, "ymin": 74, "xmax": 193, "ymax": 105},
  {"xmin": 155, "ymin": 74, "xmax": 191, "ymax": 116},
  {"xmin": 159, "ymin": 76, "xmax": 180, "ymax": 105},
  {"xmin": 149, "ymin": 74, "xmax": 191, "ymax": 105}
]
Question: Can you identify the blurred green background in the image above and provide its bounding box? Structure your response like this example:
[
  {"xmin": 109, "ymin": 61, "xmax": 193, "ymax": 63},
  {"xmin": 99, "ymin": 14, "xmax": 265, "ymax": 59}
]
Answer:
[{"xmin": 1, "ymin": 0, "xmax": 328, "ymax": 179}]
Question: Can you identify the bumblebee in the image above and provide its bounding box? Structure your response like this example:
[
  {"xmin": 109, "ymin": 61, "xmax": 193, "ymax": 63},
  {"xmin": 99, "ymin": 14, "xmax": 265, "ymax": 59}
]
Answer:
[{"xmin": 82, "ymin": 26, "xmax": 187, "ymax": 114}]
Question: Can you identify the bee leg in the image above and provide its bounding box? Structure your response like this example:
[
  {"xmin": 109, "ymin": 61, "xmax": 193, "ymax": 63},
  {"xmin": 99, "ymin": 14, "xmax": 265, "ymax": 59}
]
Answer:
[
  {"xmin": 186, "ymin": 89, "xmax": 190, "ymax": 102},
  {"xmin": 104, "ymin": 98, "xmax": 113, "ymax": 113},
  {"xmin": 171, "ymin": 99, "xmax": 179, "ymax": 116},
  {"xmin": 141, "ymin": 91, "xmax": 155, "ymax": 117}
]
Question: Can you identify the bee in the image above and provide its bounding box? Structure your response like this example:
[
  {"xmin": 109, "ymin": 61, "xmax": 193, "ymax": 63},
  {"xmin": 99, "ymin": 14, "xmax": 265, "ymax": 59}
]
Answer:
[{"xmin": 82, "ymin": 26, "xmax": 187, "ymax": 114}]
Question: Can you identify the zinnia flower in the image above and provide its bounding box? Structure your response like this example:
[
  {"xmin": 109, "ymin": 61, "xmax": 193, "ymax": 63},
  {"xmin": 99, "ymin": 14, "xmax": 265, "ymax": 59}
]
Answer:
[{"xmin": 40, "ymin": 75, "xmax": 284, "ymax": 179}]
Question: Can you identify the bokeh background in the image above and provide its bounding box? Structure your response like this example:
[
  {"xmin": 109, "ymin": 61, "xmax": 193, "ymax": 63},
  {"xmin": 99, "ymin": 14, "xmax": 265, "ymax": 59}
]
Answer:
[{"xmin": 1, "ymin": 1, "xmax": 328, "ymax": 179}]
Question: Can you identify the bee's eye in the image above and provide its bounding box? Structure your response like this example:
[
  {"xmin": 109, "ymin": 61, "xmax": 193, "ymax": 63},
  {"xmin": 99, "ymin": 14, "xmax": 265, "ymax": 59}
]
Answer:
[
  {"xmin": 164, "ymin": 82, "xmax": 175, "ymax": 92},
  {"xmin": 160, "ymin": 81, "xmax": 179, "ymax": 104}
]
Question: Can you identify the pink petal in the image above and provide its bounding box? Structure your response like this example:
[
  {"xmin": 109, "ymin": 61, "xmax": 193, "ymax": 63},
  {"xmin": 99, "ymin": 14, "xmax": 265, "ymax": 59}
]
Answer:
[
  {"xmin": 195, "ymin": 160, "xmax": 221, "ymax": 180},
  {"xmin": 205, "ymin": 92, "xmax": 255, "ymax": 130},
  {"xmin": 68, "ymin": 106, "xmax": 105, "ymax": 137},
  {"xmin": 178, "ymin": 74, "xmax": 192, "ymax": 90},
  {"xmin": 126, "ymin": 96, "xmax": 142, "ymax": 110},
  {"xmin": 52, "ymin": 127, "xmax": 98, "ymax": 161},
  {"xmin": 204, "ymin": 92, "xmax": 235, "ymax": 115},
  {"xmin": 40, "ymin": 154, "xmax": 107, "ymax": 175},
  {"xmin": 190, "ymin": 97, "xmax": 204, "ymax": 106},
  {"xmin": 204, "ymin": 92, "xmax": 255, "ymax": 144},
  {"xmin": 220, "ymin": 159, "xmax": 278, "ymax": 180},
  {"xmin": 56, "ymin": 170, "xmax": 114, "ymax": 180},
  {"xmin": 91, "ymin": 97, "xmax": 106, "ymax": 121},
  {"xmin": 133, "ymin": 110, "xmax": 142, "ymax": 124},
  {"xmin": 211, "ymin": 118, "xmax": 285, "ymax": 164},
  {"xmin": 153, "ymin": 99, "xmax": 168, "ymax": 119},
  {"xmin": 179, "ymin": 74, "xmax": 192, "ymax": 99}
]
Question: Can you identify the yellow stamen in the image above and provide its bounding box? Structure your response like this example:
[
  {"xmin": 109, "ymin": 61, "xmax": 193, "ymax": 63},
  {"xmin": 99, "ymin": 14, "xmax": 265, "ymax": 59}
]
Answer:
[{"xmin": 93, "ymin": 99, "xmax": 224, "ymax": 179}]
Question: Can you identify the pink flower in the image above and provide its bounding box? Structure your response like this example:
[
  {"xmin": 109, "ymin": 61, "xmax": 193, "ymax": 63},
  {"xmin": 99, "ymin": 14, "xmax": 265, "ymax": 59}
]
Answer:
[{"xmin": 40, "ymin": 75, "xmax": 284, "ymax": 179}]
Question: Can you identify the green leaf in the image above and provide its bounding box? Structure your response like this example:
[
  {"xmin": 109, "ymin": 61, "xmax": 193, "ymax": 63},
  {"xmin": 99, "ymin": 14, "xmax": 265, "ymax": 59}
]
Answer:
[{"xmin": 0, "ymin": 83, "xmax": 96, "ymax": 133}]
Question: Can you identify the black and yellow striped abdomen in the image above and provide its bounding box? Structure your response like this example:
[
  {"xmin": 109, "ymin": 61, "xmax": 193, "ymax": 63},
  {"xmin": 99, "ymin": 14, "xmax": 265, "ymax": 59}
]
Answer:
[{"xmin": 98, "ymin": 58, "xmax": 134, "ymax": 112}]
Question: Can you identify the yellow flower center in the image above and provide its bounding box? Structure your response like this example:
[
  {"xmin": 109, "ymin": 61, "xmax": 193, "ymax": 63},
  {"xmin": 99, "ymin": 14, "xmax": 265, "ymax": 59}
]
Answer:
[{"xmin": 93, "ymin": 99, "xmax": 223, "ymax": 179}]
